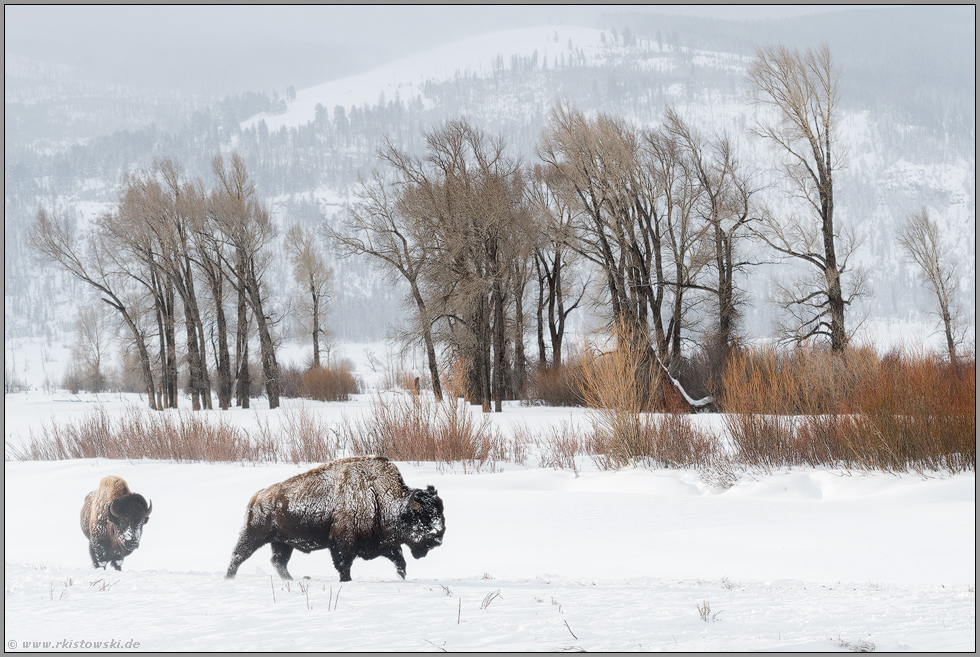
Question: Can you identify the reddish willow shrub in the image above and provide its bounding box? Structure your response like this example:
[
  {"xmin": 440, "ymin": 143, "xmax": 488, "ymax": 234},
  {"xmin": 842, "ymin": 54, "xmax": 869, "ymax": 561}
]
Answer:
[{"xmin": 722, "ymin": 347, "xmax": 975, "ymax": 472}]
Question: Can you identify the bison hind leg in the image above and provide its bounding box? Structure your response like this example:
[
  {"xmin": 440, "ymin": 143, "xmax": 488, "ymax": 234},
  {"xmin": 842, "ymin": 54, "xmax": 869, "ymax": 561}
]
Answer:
[{"xmin": 270, "ymin": 542, "xmax": 294, "ymax": 581}]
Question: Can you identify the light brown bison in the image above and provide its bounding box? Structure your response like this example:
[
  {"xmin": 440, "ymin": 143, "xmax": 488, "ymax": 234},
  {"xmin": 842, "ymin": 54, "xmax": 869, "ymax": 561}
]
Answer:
[
  {"xmin": 80, "ymin": 476, "xmax": 152, "ymax": 570},
  {"xmin": 225, "ymin": 456, "xmax": 445, "ymax": 582}
]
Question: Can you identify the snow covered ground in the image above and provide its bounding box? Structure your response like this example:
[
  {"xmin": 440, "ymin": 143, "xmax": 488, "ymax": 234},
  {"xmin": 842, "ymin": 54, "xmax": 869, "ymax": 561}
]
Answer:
[{"xmin": 4, "ymin": 391, "xmax": 975, "ymax": 651}]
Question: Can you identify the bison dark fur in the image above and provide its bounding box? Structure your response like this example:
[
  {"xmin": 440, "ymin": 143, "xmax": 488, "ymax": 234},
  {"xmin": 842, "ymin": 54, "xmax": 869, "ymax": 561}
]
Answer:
[
  {"xmin": 80, "ymin": 476, "xmax": 152, "ymax": 570},
  {"xmin": 225, "ymin": 456, "xmax": 445, "ymax": 582}
]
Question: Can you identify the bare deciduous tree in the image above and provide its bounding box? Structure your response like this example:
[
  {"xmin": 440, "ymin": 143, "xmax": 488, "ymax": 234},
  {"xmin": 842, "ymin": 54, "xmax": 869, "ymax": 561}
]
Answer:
[
  {"xmin": 329, "ymin": 169, "xmax": 444, "ymax": 402},
  {"xmin": 410, "ymin": 120, "xmax": 530, "ymax": 411},
  {"xmin": 124, "ymin": 160, "xmax": 213, "ymax": 410},
  {"xmin": 747, "ymin": 43, "xmax": 865, "ymax": 352},
  {"xmin": 68, "ymin": 304, "xmax": 114, "ymax": 392},
  {"xmin": 284, "ymin": 224, "xmax": 334, "ymax": 368},
  {"xmin": 538, "ymin": 103, "xmax": 708, "ymax": 373},
  {"xmin": 527, "ymin": 163, "xmax": 587, "ymax": 369},
  {"xmin": 102, "ymin": 181, "xmax": 180, "ymax": 408},
  {"xmin": 335, "ymin": 121, "xmax": 532, "ymax": 411},
  {"xmin": 663, "ymin": 107, "xmax": 758, "ymax": 357},
  {"xmin": 642, "ymin": 126, "xmax": 710, "ymax": 367},
  {"xmin": 538, "ymin": 103, "xmax": 655, "ymax": 354},
  {"xmin": 194, "ymin": 191, "xmax": 235, "ymax": 410},
  {"xmin": 30, "ymin": 208, "xmax": 159, "ymax": 409},
  {"xmin": 212, "ymin": 153, "xmax": 282, "ymax": 409},
  {"xmin": 898, "ymin": 207, "xmax": 966, "ymax": 362}
]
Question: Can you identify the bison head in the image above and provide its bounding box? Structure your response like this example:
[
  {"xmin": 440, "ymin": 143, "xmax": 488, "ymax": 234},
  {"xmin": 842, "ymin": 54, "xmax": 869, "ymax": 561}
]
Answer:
[
  {"xmin": 403, "ymin": 485, "xmax": 445, "ymax": 559},
  {"xmin": 108, "ymin": 493, "xmax": 152, "ymax": 552}
]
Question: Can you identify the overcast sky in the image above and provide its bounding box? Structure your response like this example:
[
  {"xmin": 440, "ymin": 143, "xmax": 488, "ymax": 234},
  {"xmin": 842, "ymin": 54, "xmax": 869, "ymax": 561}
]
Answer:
[
  {"xmin": 5, "ymin": 6, "xmax": 849, "ymax": 45},
  {"xmin": 3, "ymin": 6, "xmax": 856, "ymax": 95}
]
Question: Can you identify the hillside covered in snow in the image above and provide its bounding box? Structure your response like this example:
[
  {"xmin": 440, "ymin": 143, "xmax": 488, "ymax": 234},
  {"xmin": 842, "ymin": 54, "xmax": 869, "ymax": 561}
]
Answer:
[{"xmin": 4, "ymin": 7, "xmax": 975, "ymax": 383}]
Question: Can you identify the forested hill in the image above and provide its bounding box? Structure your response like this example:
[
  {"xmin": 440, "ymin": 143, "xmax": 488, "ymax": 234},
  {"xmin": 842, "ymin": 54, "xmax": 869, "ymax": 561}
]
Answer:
[{"xmin": 4, "ymin": 6, "xmax": 975, "ymax": 346}]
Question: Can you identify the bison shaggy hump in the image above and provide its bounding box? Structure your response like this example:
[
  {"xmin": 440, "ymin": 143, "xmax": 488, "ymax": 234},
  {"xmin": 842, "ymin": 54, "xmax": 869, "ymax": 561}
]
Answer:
[{"xmin": 225, "ymin": 456, "xmax": 445, "ymax": 582}]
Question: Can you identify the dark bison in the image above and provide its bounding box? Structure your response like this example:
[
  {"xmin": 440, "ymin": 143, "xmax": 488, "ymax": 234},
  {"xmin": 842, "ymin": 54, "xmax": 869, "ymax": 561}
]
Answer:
[
  {"xmin": 226, "ymin": 456, "xmax": 445, "ymax": 582},
  {"xmin": 80, "ymin": 476, "xmax": 152, "ymax": 570}
]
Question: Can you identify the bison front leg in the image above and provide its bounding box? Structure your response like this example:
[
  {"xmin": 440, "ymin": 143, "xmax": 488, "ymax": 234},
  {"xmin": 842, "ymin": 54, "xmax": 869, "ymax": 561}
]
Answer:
[
  {"xmin": 384, "ymin": 546, "xmax": 407, "ymax": 579},
  {"xmin": 89, "ymin": 544, "xmax": 104, "ymax": 569},
  {"xmin": 330, "ymin": 548, "xmax": 354, "ymax": 582},
  {"xmin": 110, "ymin": 559, "xmax": 123, "ymax": 571},
  {"xmin": 270, "ymin": 542, "xmax": 294, "ymax": 581}
]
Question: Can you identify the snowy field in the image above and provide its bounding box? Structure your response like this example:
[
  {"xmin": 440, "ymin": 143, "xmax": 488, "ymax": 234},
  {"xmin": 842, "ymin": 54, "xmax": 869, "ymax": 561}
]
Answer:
[{"xmin": 3, "ymin": 389, "xmax": 975, "ymax": 652}]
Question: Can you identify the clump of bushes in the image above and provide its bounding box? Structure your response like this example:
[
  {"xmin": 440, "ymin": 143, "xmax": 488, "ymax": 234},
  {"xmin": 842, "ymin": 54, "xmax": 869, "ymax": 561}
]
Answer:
[
  {"xmin": 5, "ymin": 404, "xmax": 338, "ymax": 465},
  {"xmin": 721, "ymin": 346, "xmax": 975, "ymax": 473},
  {"xmin": 525, "ymin": 360, "xmax": 588, "ymax": 407},
  {"xmin": 576, "ymin": 332, "xmax": 719, "ymax": 470},
  {"xmin": 284, "ymin": 360, "xmax": 362, "ymax": 402},
  {"xmin": 6, "ymin": 406, "xmax": 274, "ymax": 463},
  {"xmin": 338, "ymin": 392, "xmax": 505, "ymax": 470}
]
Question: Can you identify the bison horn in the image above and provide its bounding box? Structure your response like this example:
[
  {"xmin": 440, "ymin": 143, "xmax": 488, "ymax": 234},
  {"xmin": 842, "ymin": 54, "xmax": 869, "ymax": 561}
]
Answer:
[
  {"xmin": 109, "ymin": 499, "xmax": 123, "ymax": 521},
  {"xmin": 408, "ymin": 490, "xmax": 422, "ymax": 511},
  {"xmin": 146, "ymin": 500, "xmax": 152, "ymax": 516}
]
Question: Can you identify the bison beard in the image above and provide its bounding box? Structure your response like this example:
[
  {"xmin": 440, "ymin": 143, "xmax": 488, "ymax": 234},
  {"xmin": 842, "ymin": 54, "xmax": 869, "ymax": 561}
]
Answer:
[
  {"xmin": 225, "ymin": 456, "xmax": 445, "ymax": 582},
  {"xmin": 80, "ymin": 476, "xmax": 152, "ymax": 570}
]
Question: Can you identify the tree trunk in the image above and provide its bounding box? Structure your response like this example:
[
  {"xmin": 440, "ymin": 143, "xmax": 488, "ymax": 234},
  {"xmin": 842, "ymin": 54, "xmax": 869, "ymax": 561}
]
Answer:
[
  {"xmin": 182, "ymin": 260, "xmax": 213, "ymax": 409},
  {"xmin": 410, "ymin": 282, "xmax": 443, "ymax": 401},
  {"xmin": 211, "ymin": 272, "xmax": 232, "ymax": 411},
  {"xmin": 235, "ymin": 255, "xmax": 251, "ymax": 409},
  {"xmin": 534, "ymin": 254, "xmax": 548, "ymax": 368},
  {"xmin": 184, "ymin": 316, "xmax": 204, "ymax": 411},
  {"xmin": 823, "ymin": 195, "xmax": 845, "ymax": 353},
  {"xmin": 237, "ymin": 338, "xmax": 251, "ymax": 409},
  {"xmin": 108, "ymin": 299, "xmax": 157, "ymax": 411},
  {"xmin": 827, "ymin": 269, "xmax": 846, "ymax": 353},
  {"xmin": 669, "ymin": 257, "xmax": 685, "ymax": 366},
  {"xmin": 311, "ymin": 276, "xmax": 322, "ymax": 368},
  {"xmin": 164, "ymin": 287, "xmax": 178, "ymax": 408},
  {"xmin": 492, "ymin": 279, "xmax": 506, "ymax": 413},
  {"xmin": 244, "ymin": 256, "xmax": 280, "ymax": 409},
  {"xmin": 512, "ymin": 275, "xmax": 527, "ymax": 400},
  {"xmin": 152, "ymin": 274, "xmax": 171, "ymax": 409},
  {"xmin": 942, "ymin": 306, "xmax": 957, "ymax": 363},
  {"xmin": 547, "ymin": 254, "xmax": 563, "ymax": 368},
  {"xmin": 472, "ymin": 298, "xmax": 491, "ymax": 412}
]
